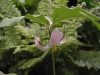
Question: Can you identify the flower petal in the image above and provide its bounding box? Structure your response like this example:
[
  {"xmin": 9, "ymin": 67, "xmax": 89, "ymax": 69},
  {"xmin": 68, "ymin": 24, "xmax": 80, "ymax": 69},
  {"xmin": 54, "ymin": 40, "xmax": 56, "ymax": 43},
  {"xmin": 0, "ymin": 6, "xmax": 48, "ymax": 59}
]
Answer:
[
  {"xmin": 34, "ymin": 36, "xmax": 50, "ymax": 51},
  {"xmin": 50, "ymin": 28, "xmax": 63, "ymax": 46}
]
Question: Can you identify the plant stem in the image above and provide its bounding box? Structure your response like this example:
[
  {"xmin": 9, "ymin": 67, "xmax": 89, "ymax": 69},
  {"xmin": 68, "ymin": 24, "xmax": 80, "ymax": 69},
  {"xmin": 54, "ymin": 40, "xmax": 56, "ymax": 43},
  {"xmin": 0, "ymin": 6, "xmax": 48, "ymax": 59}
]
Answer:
[{"xmin": 52, "ymin": 46, "xmax": 56, "ymax": 75}]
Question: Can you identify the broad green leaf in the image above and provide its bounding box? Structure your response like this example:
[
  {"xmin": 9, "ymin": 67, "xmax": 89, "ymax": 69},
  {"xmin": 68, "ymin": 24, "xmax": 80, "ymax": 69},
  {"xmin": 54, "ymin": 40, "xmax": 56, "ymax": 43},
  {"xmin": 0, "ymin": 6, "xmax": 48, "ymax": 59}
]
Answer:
[
  {"xmin": 52, "ymin": 6, "xmax": 100, "ymax": 30},
  {"xmin": 26, "ymin": 14, "xmax": 49, "ymax": 25},
  {"xmin": 52, "ymin": 7, "xmax": 84, "ymax": 24},
  {"xmin": 0, "ymin": 16, "xmax": 24, "ymax": 28}
]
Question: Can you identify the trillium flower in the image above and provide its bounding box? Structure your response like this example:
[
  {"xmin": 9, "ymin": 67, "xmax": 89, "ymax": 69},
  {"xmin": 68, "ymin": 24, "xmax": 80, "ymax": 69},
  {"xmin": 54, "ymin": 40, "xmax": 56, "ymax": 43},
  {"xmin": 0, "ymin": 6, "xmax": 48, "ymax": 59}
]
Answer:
[{"xmin": 34, "ymin": 28, "xmax": 64, "ymax": 51}]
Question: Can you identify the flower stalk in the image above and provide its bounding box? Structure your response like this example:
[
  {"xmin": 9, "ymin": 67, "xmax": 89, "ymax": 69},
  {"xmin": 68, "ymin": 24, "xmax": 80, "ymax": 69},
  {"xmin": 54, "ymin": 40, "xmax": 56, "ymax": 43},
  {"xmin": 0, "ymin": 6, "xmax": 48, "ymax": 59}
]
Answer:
[{"xmin": 52, "ymin": 45, "xmax": 57, "ymax": 75}]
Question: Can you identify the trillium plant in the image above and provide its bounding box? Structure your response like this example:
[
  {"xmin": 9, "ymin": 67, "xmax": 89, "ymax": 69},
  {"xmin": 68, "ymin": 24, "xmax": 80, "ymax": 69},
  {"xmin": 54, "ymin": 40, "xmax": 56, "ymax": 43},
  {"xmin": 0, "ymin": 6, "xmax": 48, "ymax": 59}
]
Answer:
[
  {"xmin": 34, "ymin": 28, "xmax": 64, "ymax": 75},
  {"xmin": 25, "ymin": 0, "xmax": 100, "ymax": 75}
]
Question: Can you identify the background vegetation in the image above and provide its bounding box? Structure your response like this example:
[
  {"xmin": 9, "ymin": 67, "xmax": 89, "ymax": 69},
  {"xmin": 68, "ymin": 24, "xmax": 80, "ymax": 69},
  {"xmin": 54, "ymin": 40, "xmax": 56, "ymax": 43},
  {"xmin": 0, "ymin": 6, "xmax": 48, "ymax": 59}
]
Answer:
[{"xmin": 0, "ymin": 0, "xmax": 100, "ymax": 75}]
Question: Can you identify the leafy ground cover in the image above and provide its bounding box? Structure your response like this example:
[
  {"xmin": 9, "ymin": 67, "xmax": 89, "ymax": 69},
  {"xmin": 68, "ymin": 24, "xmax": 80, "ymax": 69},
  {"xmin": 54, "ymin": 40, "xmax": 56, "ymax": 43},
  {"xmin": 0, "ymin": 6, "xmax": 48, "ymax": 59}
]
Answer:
[{"xmin": 0, "ymin": 0, "xmax": 100, "ymax": 75}]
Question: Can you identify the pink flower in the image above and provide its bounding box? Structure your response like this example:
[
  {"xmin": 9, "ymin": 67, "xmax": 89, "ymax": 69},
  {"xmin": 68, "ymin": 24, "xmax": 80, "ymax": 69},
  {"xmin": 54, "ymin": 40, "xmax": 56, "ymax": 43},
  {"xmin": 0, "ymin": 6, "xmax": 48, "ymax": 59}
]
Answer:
[
  {"xmin": 50, "ymin": 28, "xmax": 63, "ymax": 47},
  {"xmin": 34, "ymin": 28, "xmax": 63, "ymax": 51}
]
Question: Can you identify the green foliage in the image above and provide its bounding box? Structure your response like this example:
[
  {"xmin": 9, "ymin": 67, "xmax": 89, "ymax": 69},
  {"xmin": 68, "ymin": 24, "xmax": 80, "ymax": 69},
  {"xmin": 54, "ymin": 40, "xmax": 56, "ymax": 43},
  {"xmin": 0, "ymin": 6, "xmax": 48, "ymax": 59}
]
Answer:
[
  {"xmin": 37, "ymin": 0, "xmax": 68, "ymax": 15},
  {"xmin": 0, "ymin": 0, "xmax": 22, "ymax": 51},
  {"xmin": 52, "ymin": 7, "xmax": 83, "ymax": 24},
  {"xmin": 71, "ymin": 19, "xmax": 100, "ymax": 70},
  {"xmin": 77, "ymin": 20, "xmax": 100, "ymax": 48},
  {"xmin": 53, "ymin": 7, "xmax": 100, "ymax": 30},
  {"xmin": 26, "ymin": 14, "xmax": 49, "ymax": 25},
  {"xmin": 28, "ymin": 6, "xmax": 100, "ymax": 30},
  {"xmin": 0, "ymin": 0, "xmax": 20, "ymax": 17},
  {"xmin": 0, "ymin": 0, "xmax": 24, "ymax": 51},
  {"xmin": 12, "ymin": 0, "xmax": 41, "ymax": 14},
  {"xmin": 16, "ymin": 3, "xmax": 100, "ymax": 72},
  {"xmin": 72, "ymin": 50, "xmax": 100, "ymax": 69},
  {"xmin": 36, "ymin": 0, "xmax": 49, "ymax": 15},
  {"xmin": 53, "ymin": 0, "xmax": 67, "ymax": 6},
  {"xmin": 0, "ymin": 0, "xmax": 100, "ymax": 75},
  {"xmin": 0, "ymin": 27, "xmax": 21, "ymax": 49},
  {"xmin": 0, "ymin": 16, "xmax": 24, "ymax": 27}
]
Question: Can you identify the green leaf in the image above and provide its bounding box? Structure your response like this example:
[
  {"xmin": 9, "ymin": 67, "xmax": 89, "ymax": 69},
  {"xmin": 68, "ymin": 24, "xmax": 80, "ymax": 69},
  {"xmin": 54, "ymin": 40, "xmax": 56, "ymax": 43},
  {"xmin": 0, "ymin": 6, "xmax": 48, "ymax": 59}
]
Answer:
[
  {"xmin": 52, "ymin": 7, "xmax": 84, "ymax": 24},
  {"xmin": 0, "ymin": 16, "xmax": 24, "ymax": 27},
  {"xmin": 26, "ymin": 14, "xmax": 49, "ymax": 25},
  {"xmin": 52, "ymin": 6, "xmax": 100, "ymax": 30}
]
